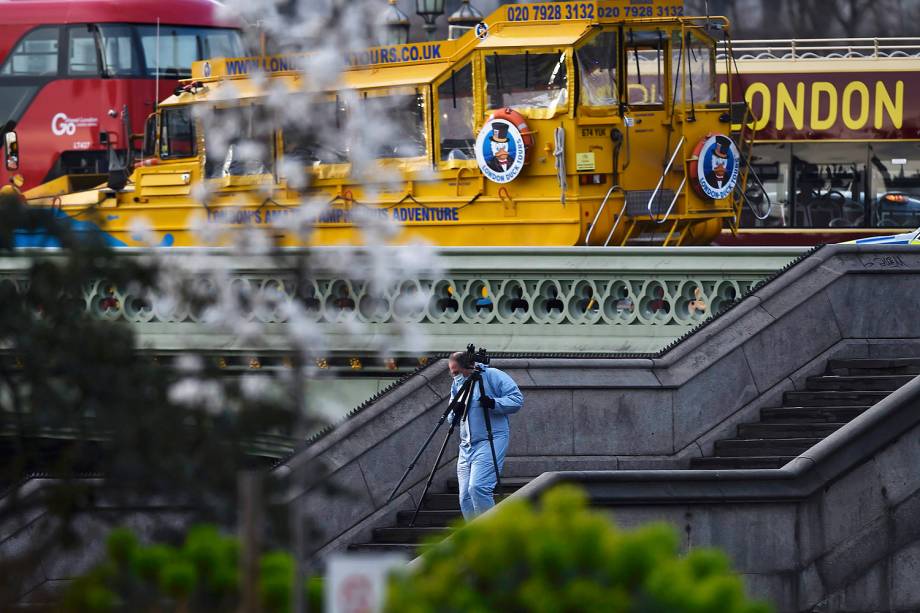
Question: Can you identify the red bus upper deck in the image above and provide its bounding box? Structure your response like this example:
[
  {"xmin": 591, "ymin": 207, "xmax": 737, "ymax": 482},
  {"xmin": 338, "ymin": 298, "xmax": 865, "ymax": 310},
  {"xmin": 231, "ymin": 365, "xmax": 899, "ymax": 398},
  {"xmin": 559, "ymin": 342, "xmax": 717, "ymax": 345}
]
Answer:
[
  {"xmin": 716, "ymin": 37, "xmax": 920, "ymax": 245},
  {"xmin": 0, "ymin": 0, "xmax": 242, "ymax": 191}
]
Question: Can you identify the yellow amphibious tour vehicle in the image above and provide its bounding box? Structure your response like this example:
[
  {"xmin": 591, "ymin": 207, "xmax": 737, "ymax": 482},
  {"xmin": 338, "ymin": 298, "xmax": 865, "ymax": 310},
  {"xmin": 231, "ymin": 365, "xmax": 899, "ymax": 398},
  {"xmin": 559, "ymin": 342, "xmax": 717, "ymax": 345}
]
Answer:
[{"xmin": 21, "ymin": 0, "xmax": 753, "ymax": 247}]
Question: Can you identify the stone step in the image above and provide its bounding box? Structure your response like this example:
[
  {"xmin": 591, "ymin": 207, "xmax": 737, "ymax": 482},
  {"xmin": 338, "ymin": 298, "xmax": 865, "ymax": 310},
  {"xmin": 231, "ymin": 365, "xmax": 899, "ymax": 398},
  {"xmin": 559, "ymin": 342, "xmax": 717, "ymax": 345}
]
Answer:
[
  {"xmin": 422, "ymin": 493, "xmax": 460, "ymax": 511},
  {"xmin": 347, "ymin": 542, "xmax": 418, "ymax": 554},
  {"xmin": 396, "ymin": 510, "xmax": 461, "ymax": 528},
  {"xmin": 782, "ymin": 390, "xmax": 889, "ymax": 407},
  {"xmin": 714, "ymin": 437, "xmax": 822, "ymax": 457},
  {"xmin": 760, "ymin": 406, "xmax": 870, "ymax": 423},
  {"xmin": 737, "ymin": 422, "xmax": 846, "ymax": 439},
  {"xmin": 690, "ymin": 456, "xmax": 794, "ymax": 470},
  {"xmin": 443, "ymin": 476, "xmax": 532, "ymax": 493},
  {"xmin": 826, "ymin": 358, "xmax": 920, "ymax": 376},
  {"xmin": 372, "ymin": 527, "xmax": 449, "ymax": 544},
  {"xmin": 805, "ymin": 375, "xmax": 913, "ymax": 392}
]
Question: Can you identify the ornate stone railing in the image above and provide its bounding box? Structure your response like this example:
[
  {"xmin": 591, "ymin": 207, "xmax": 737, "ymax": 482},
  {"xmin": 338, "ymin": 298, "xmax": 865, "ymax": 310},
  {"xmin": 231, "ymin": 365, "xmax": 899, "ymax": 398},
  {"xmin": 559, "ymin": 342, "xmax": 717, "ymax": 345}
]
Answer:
[{"xmin": 1, "ymin": 246, "xmax": 806, "ymax": 356}]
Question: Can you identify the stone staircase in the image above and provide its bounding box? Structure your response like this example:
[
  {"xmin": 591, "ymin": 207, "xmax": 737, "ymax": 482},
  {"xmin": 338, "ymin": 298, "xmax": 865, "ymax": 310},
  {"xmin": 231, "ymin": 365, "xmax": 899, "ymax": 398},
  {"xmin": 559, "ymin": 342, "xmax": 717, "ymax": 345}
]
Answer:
[
  {"xmin": 691, "ymin": 357, "xmax": 919, "ymax": 469},
  {"xmin": 349, "ymin": 477, "xmax": 530, "ymax": 555},
  {"xmin": 349, "ymin": 357, "xmax": 919, "ymax": 555}
]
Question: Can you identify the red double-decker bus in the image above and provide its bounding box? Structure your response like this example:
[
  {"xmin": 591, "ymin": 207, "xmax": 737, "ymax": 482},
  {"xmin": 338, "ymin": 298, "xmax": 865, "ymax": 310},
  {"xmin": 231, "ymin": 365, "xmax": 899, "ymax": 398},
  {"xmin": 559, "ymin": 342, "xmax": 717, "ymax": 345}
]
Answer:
[
  {"xmin": 716, "ymin": 38, "xmax": 920, "ymax": 245},
  {"xmin": 0, "ymin": 0, "xmax": 242, "ymax": 191}
]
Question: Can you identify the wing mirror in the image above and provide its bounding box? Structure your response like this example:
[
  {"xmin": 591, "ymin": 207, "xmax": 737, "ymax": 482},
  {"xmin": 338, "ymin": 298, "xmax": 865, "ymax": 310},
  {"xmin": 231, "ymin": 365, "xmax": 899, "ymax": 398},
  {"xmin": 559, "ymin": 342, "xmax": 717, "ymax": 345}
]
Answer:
[{"xmin": 2, "ymin": 121, "xmax": 19, "ymax": 172}]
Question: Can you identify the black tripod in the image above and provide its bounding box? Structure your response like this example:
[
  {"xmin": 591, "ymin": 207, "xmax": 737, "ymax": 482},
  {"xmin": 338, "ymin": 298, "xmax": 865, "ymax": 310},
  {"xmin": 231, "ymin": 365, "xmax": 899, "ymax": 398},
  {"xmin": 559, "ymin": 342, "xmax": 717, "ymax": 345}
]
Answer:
[{"xmin": 386, "ymin": 367, "xmax": 502, "ymax": 527}]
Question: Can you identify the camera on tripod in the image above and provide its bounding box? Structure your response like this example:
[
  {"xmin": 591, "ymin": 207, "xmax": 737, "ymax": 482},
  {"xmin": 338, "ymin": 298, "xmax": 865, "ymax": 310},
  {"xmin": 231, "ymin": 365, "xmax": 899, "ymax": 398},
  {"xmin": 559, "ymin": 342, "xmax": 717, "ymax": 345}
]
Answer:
[{"xmin": 465, "ymin": 343, "xmax": 490, "ymax": 367}]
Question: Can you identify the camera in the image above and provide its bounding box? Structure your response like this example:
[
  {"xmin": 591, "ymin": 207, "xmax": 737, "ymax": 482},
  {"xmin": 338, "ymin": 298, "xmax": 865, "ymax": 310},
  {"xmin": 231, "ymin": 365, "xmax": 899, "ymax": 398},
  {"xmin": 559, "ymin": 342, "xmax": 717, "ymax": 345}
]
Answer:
[{"xmin": 465, "ymin": 343, "xmax": 490, "ymax": 367}]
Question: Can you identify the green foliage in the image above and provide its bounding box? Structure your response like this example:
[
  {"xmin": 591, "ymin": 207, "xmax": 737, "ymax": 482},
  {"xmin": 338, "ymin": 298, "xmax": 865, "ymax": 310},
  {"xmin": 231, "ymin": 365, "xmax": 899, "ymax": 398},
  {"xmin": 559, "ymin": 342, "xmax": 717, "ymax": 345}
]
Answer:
[
  {"xmin": 133, "ymin": 544, "xmax": 176, "ymax": 582},
  {"xmin": 63, "ymin": 578, "xmax": 116, "ymax": 613},
  {"xmin": 307, "ymin": 575, "xmax": 324, "ymax": 612},
  {"xmin": 64, "ymin": 523, "xmax": 322, "ymax": 613},
  {"xmin": 158, "ymin": 559, "xmax": 198, "ymax": 599},
  {"xmin": 385, "ymin": 486, "xmax": 772, "ymax": 613},
  {"xmin": 104, "ymin": 528, "xmax": 137, "ymax": 566},
  {"xmin": 260, "ymin": 551, "xmax": 294, "ymax": 613}
]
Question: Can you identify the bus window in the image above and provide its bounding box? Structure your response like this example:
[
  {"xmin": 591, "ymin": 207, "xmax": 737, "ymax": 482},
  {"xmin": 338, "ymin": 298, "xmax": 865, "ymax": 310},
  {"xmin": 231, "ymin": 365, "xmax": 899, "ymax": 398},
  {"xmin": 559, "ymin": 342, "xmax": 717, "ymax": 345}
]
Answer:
[
  {"xmin": 577, "ymin": 31, "xmax": 617, "ymax": 108},
  {"xmin": 0, "ymin": 27, "xmax": 60, "ymax": 76},
  {"xmin": 281, "ymin": 99, "xmax": 348, "ymax": 168},
  {"xmin": 160, "ymin": 107, "xmax": 196, "ymax": 159},
  {"xmin": 792, "ymin": 143, "xmax": 866, "ymax": 228},
  {"xmin": 672, "ymin": 31, "xmax": 716, "ymax": 106},
  {"xmin": 437, "ymin": 63, "xmax": 475, "ymax": 162},
  {"xmin": 139, "ymin": 27, "xmax": 198, "ymax": 78},
  {"xmin": 624, "ymin": 29, "xmax": 665, "ymax": 106},
  {"xmin": 97, "ymin": 25, "xmax": 139, "ymax": 76},
  {"xmin": 67, "ymin": 25, "xmax": 100, "ymax": 76},
  {"xmin": 869, "ymin": 143, "xmax": 920, "ymax": 228},
  {"xmin": 138, "ymin": 26, "xmax": 244, "ymax": 78},
  {"xmin": 204, "ymin": 106, "xmax": 273, "ymax": 177},
  {"xmin": 202, "ymin": 30, "xmax": 241, "ymax": 58},
  {"xmin": 484, "ymin": 51, "xmax": 568, "ymax": 114}
]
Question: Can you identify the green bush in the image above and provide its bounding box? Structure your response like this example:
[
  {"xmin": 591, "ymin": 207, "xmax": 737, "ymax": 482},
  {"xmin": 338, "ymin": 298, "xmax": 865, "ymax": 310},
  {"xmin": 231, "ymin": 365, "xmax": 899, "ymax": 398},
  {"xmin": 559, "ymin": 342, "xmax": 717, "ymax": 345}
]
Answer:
[
  {"xmin": 307, "ymin": 576, "xmax": 324, "ymax": 612},
  {"xmin": 385, "ymin": 486, "xmax": 772, "ymax": 613},
  {"xmin": 64, "ymin": 524, "xmax": 323, "ymax": 613}
]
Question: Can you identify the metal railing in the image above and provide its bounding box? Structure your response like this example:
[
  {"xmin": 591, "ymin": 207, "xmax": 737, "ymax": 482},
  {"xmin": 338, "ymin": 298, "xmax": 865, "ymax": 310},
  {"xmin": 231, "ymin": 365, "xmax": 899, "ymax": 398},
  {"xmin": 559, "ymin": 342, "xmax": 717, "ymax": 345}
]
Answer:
[
  {"xmin": 735, "ymin": 155, "xmax": 774, "ymax": 222},
  {"xmin": 647, "ymin": 136, "xmax": 686, "ymax": 224},
  {"xmin": 584, "ymin": 184, "xmax": 624, "ymax": 246},
  {"xmin": 603, "ymin": 186, "xmax": 628, "ymax": 247},
  {"xmin": 719, "ymin": 37, "xmax": 920, "ymax": 61}
]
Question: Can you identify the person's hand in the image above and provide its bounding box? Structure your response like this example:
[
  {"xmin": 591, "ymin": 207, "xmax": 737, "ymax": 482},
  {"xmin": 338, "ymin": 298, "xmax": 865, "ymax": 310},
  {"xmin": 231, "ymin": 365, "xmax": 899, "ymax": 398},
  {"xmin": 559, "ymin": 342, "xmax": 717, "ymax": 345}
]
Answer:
[{"xmin": 480, "ymin": 395, "xmax": 495, "ymax": 410}]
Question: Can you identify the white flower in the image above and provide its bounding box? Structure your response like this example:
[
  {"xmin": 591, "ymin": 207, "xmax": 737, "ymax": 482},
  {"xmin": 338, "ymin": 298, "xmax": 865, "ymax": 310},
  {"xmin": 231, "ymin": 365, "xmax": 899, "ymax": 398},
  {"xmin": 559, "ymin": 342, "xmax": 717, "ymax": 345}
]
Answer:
[
  {"xmin": 240, "ymin": 374, "xmax": 273, "ymax": 400},
  {"xmin": 175, "ymin": 355, "xmax": 203, "ymax": 373},
  {"xmin": 169, "ymin": 378, "xmax": 226, "ymax": 415}
]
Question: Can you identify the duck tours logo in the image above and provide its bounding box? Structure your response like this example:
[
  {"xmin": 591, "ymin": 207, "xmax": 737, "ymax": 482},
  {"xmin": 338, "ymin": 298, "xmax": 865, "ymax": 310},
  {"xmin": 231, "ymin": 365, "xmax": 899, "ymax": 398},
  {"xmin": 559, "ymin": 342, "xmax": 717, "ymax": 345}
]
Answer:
[
  {"xmin": 475, "ymin": 119, "xmax": 526, "ymax": 184},
  {"xmin": 696, "ymin": 134, "xmax": 740, "ymax": 200}
]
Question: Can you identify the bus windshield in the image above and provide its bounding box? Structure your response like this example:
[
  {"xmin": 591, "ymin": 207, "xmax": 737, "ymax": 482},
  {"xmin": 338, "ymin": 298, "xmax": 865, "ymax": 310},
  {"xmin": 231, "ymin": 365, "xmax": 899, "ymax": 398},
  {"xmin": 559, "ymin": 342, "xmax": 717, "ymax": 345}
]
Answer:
[
  {"xmin": 135, "ymin": 25, "xmax": 243, "ymax": 78},
  {"xmin": 99, "ymin": 24, "xmax": 245, "ymax": 78}
]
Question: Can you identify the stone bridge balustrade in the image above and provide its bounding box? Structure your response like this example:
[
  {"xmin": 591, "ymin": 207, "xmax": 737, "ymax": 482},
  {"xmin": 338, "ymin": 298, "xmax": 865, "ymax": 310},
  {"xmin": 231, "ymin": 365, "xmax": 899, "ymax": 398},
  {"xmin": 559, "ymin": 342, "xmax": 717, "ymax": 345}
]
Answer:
[{"xmin": 0, "ymin": 247, "xmax": 806, "ymax": 356}]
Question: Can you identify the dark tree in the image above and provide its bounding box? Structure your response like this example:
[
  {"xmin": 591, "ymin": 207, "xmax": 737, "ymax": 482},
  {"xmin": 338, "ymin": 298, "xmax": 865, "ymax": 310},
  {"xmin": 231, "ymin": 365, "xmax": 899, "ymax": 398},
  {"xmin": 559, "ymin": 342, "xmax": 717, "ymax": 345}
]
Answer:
[
  {"xmin": 686, "ymin": 0, "xmax": 918, "ymax": 39},
  {"xmin": 0, "ymin": 193, "xmax": 314, "ymax": 607}
]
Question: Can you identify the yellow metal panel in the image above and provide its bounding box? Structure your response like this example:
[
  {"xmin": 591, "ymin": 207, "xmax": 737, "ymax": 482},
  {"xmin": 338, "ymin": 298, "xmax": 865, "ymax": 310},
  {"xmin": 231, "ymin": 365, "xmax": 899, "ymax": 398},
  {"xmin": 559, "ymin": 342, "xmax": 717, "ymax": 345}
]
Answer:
[
  {"xmin": 160, "ymin": 76, "xmax": 302, "ymax": 106},
  {"xmin": 23, "ymin": 174, "xmax": 105, "ymax": 199},
  {"xmin": 478, "ymin": 23, "xmax": 592, "ymax": 49},
  {"xmin": 56, "ymin": 191, "xmax": 106, "ymax": 206},
  {"xmin": 191, "ymin": 55, "xmax": 305, "ymax": 80},
  {"xmin": 137, "ymin": 173, "xmax": 193, "ymax": 197},
  {"xmin": 141, "ymin": 186, "xmax": 193, "ymax": 197},
  {"xmin": 168, "ymin": 65, "xmax": 446, "ymax": 105},
  {"xmin": 347, "ymin": 41, "xmax": 460, "ymax": 68},
  {"xmin": 597, "ymin": 0, "xmax": 684, "ymax": 21},
  {"xmin": 191, "ymin": 42, "xmax": 462, "ymax": 78},
  {"xmin": 342, "ymin": 63, "xmax": 452, "ymax": 89},
  {"xmin": 139, "ymin": 173, "xmax": 192, "ymax": 187}
]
